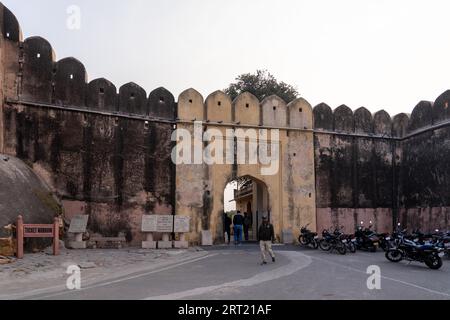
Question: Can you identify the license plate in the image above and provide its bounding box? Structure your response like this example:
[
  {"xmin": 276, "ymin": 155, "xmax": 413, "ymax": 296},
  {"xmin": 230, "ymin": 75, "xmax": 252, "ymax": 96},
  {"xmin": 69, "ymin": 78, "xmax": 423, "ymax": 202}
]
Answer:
[
  {"xmin": 385, "ymin": 237, "xmax": 391, "ymax": 241},
  {"xmin": 374, "ymin": 242, "xmax": 379, "ymax": 246},
  {"xmin": 342, "ymin": 240, "xmax": 347, "ymax": 243},
  {"xmin": 351, "ymin": 239, "xmax": 356, "ymax": 243}
]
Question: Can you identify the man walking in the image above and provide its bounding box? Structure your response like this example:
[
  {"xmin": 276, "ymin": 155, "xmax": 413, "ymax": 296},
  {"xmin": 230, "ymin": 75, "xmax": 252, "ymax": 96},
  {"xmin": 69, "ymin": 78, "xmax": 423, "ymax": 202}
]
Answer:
[
  {"xmin": 233, "ymin": 211, "xmax": 244, "ymax": 245},
  {"xmin": 258, "ymin": 215, "xmax": 276, "ymax": 265},
  {"xmin": 223, "ymin": 212, "xmax": 232, "ymax": 244}
]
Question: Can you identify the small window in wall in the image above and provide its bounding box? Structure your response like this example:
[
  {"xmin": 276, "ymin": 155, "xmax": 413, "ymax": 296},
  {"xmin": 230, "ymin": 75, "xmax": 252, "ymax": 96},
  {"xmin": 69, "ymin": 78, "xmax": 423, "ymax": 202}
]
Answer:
[
  {"xmin": 189, "ymin": 99, "xmax": 193, "ymax": 104},
  {"xmin": 293, "ymin": 153, "xmax": 297, "ymax": 157},
  {"xmin": 273, "ymin": 106, "xmax": 277, "ymax": 111},
  {"xmin": 246, "ymin": 103, "xmax": 250, "ymax": 108},
  {"xmin": 445, "ymin": 102, "xmax": 449, "ymax": 109},
  {"xmin": 130, "ymin": 93, "xmax": 135, "ymax": 98},
  {"xmin": 36, "ymin": 53, "xmax": 41, "ymax": 58},
  {"xmin": 144, "ymin": 121, "xmax": 149, "ymax": 129},
  {"xmin": 6, "ymin": 32, "xmax": 10, "ymax": 38},
  {"xmin": 218, "ymin": 101, "xmax": 222, "ymax": 106},
  {"xmin": 99, "ymin": 88, "xmax": 105, "ymax": 94},
  {"xmin": 69, "ymin": 74, "xmax": 74, "ymax": 80},
  {"xmin": 159, "ymin": 96, "xmax": 165, "ymax": 103},
  {"xmin": 299, "ymin": 108, "xmax": 303, "ymax": 113}
]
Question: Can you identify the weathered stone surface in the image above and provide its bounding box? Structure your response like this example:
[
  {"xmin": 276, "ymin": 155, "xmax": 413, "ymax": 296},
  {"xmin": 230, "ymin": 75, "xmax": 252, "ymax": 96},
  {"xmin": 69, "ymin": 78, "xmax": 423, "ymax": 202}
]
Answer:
[{"xmin": 0, "ymin": 154, "xmax": 58, "ymax": 238}]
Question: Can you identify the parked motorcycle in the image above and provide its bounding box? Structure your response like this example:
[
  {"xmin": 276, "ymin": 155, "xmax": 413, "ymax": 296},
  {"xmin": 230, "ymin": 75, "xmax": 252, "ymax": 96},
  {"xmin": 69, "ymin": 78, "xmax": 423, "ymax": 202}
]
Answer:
[
  {"xmin": 354, "ymin": 224, "xmax": 379, "ymax": 252},
  {"xmin": 333, "ymin": 227, "xmax": 356, "ymax": 253},
  {"xmin": 377, "ymin": 233, "xmax": 392, "ymax": 252},
  {"xmin": 298, "ymin": 224, "xmax": 319, "ymax": 249},
  {"xmin": 385, "ymin": 234, "xmax": 445, "ymax": 270},
  {"xmin": 319, "ymin": 228, "xmax": 347, "ymax": 255}
]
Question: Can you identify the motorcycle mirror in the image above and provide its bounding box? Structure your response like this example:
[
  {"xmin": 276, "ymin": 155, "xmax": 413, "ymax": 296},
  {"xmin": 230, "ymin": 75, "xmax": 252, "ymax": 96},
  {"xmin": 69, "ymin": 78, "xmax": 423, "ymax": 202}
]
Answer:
[
  {"xmin": 369, "ymin": 221, "xmax": 373, "ymax": 224},
  {"xmin": 360, "ymin": 221, "xmax": 364, "ymax": 225},
  {"xmin": 397, "ymin": 223, "xmax": 401, "ymax": 226}
]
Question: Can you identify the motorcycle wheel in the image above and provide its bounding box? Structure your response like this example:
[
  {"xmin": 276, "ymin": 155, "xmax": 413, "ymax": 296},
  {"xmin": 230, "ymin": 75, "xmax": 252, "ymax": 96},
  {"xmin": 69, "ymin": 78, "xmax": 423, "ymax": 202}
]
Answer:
[
  {"xmin": 299, "ymin": 235, "xmax": 308, "ymax": 246},
  {"xmin": 319, "ymin": 240, "xmax": 331, "ymax": 251},
  {"xmin": 311, "ymin": 239, "xmax": 319, "ymax": 250},
  {"xmin": 425, "ymin": 255, "xmax": 443, "ymax": 270},
  {"xmin": 347, "ymin": 242, "xmax": 356, "ymax": 253},
  {"xmin": 385, "ymin": 249, "xmax": 403, "ymax": 263},
  {"xmin": 337, "ymin": 243, "xmax": 347, "ymax": 255}
]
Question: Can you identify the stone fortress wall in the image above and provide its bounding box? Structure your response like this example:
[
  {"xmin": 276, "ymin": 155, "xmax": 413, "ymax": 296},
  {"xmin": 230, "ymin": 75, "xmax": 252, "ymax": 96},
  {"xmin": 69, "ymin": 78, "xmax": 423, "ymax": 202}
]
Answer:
[{"xmin": 0, "ymin": 3, "xmax": 448, "ymax": 244}]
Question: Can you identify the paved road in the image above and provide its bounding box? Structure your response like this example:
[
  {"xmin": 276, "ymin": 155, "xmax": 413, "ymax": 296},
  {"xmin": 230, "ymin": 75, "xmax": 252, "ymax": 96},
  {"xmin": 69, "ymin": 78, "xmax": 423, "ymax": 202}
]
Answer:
[{"xmin": 18, "ymin": 245, "xmax": 450, "ymax": 300}]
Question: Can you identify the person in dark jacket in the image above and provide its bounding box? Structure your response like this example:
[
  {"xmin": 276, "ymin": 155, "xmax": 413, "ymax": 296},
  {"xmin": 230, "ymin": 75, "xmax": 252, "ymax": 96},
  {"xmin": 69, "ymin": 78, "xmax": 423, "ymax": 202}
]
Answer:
[
  {"xmin": 223, "ymin": 213, "xmax": 232, "ymax": 244},
  {"xmin": 258, "ymin": 215, "xmax": 275, "ymax": 265},
  {"xmin": 243, "ymin": 212, "xmax": 252, "ymax": 241},
  {"xmin": 233, "ymin": 211, "xmax": 244, "ymax": 245}
]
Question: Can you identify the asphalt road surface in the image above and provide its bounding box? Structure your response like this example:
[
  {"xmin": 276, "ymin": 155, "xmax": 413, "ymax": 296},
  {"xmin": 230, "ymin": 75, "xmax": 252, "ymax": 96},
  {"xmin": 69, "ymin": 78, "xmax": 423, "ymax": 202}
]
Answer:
[{"xmin": 16, "ymin": 244, "xmax": 450, "ymax": 300}]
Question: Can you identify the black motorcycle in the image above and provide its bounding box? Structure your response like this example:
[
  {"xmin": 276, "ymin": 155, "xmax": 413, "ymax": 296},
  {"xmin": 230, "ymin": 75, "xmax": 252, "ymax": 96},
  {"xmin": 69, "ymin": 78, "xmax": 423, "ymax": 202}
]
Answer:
[
  {"xmin": 319, "ymin": 229, "xmax": 347, "ymax": 255},
  {"xmin": 377, "ymin": 233, "xmax": 392, "ymax": 252},
  {"xmin": 298, "ymin": 224, "xmax": 319, "ymax": 249},
  {"xmin": 354, "ymin": 225, "xmax": 379, "ymax": 252},
  {"xmin": 385, "ymin": 235, "xmax": 445, "ymax": 270}
]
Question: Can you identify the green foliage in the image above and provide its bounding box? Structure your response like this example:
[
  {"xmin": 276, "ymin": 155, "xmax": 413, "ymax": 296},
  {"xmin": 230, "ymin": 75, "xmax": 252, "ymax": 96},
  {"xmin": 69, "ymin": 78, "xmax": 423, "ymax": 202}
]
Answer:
[{"xmin": 225, "ymin": 70, "xmax": 299, "ymax": 103}]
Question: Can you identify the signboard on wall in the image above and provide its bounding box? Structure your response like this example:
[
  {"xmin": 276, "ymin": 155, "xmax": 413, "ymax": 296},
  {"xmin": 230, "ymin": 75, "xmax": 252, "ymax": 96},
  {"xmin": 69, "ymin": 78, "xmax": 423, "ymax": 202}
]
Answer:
[
  {"xmin": 174, "ymin": 216, "xmax": 190, "ymax": 233},
  {"xmin": 141, "ymin": 215, "xmax": 174, "ymax": 233}
]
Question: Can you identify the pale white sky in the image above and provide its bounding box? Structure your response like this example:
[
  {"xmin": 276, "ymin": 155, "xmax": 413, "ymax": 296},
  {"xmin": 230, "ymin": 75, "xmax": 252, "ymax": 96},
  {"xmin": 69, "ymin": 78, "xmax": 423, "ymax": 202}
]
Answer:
[{"xmin": 4, "ymin": 0, "xmax": 450, "ymax": 115}]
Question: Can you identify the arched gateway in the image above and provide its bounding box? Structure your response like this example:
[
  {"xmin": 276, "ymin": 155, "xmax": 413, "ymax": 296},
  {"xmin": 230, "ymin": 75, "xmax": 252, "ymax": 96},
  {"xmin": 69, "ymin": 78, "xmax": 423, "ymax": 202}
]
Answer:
[{"xmin": 175, "ymin": 89, "xmax": 317, "ymax": 245}]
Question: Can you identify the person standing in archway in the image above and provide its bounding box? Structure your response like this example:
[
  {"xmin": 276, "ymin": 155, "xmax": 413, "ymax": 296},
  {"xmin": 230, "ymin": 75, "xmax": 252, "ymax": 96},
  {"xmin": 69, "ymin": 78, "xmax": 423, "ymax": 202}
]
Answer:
[
  {"xmin": 233, "ymin": 211, "xmax": 244, "ymax": 245},
  {"xmin": 243, "ymin": 212, "xmax": 252, "ymax": 241},
  {"xmin": 223, "ymin": 212, "xmax": 232, "ymax": 245},
  {"xmin": 258, "ymin": 215, "xmax": 276, "ymax": 265}
]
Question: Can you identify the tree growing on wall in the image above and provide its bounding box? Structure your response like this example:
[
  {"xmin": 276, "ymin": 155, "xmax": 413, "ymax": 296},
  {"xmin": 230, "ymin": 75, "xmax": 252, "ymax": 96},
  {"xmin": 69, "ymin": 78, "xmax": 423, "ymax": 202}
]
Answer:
[{"xmin": 224, "ymin": 70, "xmax": 300, "ymax": 103}]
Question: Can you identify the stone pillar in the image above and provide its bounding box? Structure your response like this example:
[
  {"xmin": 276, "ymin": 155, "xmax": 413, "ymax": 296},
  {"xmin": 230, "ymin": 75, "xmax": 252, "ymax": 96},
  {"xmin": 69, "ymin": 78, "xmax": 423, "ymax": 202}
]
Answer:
[
  {"xmin": 174, "ymin": 233, "xmax": 189, "ymax": 249},
  {"xmin": 158, "ymin": 233, "xmax": 173, "ymax": 249},
  {"xmin": 142, "ymin": 233, "xmax": 156, "ymax": 249}
]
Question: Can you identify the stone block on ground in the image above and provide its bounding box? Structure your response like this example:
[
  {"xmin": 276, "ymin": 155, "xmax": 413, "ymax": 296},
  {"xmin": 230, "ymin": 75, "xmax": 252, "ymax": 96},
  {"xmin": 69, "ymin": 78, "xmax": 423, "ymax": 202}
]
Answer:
[
  {"xmin": 174, "ymin": 241, "xmax": 189, "ymax": 249},
  {"xmin": 282, "ymin": 229, "xmax": 294, "ymax": 244},
  {"xmin": 201, "ymin": 230, "xmax": 213, "ymax": 246},
  {"xmin": 68, "ymin": 241, "xmax": 87, "ymax": 249},
  {"xmin": 142, "ymin": 241, "xmax": 157, "ymax": 249},
  {"xmin": 157, "ymin": 241, "xmax": 173, "ymax": 249}
]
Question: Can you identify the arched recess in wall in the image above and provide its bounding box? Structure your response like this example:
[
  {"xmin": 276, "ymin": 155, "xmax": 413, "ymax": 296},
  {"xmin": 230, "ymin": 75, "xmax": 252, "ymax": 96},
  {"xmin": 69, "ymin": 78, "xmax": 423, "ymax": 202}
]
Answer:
[
  {"xmin": 313, "ymin": 103, "xmax": 333, "ymax": 130},
  {"xmin": 21, "ymin": 36, "xmax": 55, "ymax": 103},
  {"xmin": 354, "ymin": 107, "xmax": 373, "ymax": 134},
  {"xmin": 54, "ymin": 57, "xmax": 87, "ymax": 107},
  {"xmin": 433, "ymin": 90, "xmax": 450, "ymax": 124},
  {"xmin": 261, "ymin": 95, "xmax": 287, "ymax": 127},
  {"xmin": 205, "ymin": 91, "xmax": 232, "ymax": 123},
  {"xmin": 148, "ymin": 87, "xmax": 176, "ymax": 120},
  {"xmin": 408, "ymin": 101, "xmax": 433, "ymax": 133},
  {"xmin": 288, "ymin": 98, "xmax": 313, "ymax": 130},
  {"xmin": 233, "ymin": 92, "xmax": 260, "ymax": 126},
  {"xmin": 178, "ymin": 88, "xmax": 204, "ymax": 121},
  {"xmin": 87, "ymin": 78, "xmax": 118, "ymax": 112},
  {"xmin": 374, "ymin": 110, "xmax": 392, "ymax": 136},
  {"xmin": 118, "ymin": 82, "xmax": 147, "ymax": 115},
  {"xmin": 392, "ymin": 113, "xmax": 410, "ymax": 138},
  {"xmin": 2, "ymin": 5, "xmax": 22, "ymax": 41},
  {"xmin": 333, "ymin": 105, "xmax": 354, "ymax": 133}
]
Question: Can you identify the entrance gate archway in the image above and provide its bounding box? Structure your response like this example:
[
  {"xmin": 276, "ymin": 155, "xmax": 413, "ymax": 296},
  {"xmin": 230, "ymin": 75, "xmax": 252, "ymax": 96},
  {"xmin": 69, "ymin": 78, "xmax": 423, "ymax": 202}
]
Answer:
[{"xmin": 224, "ymin": 175, "xmax": 270, "ymax": 242}]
